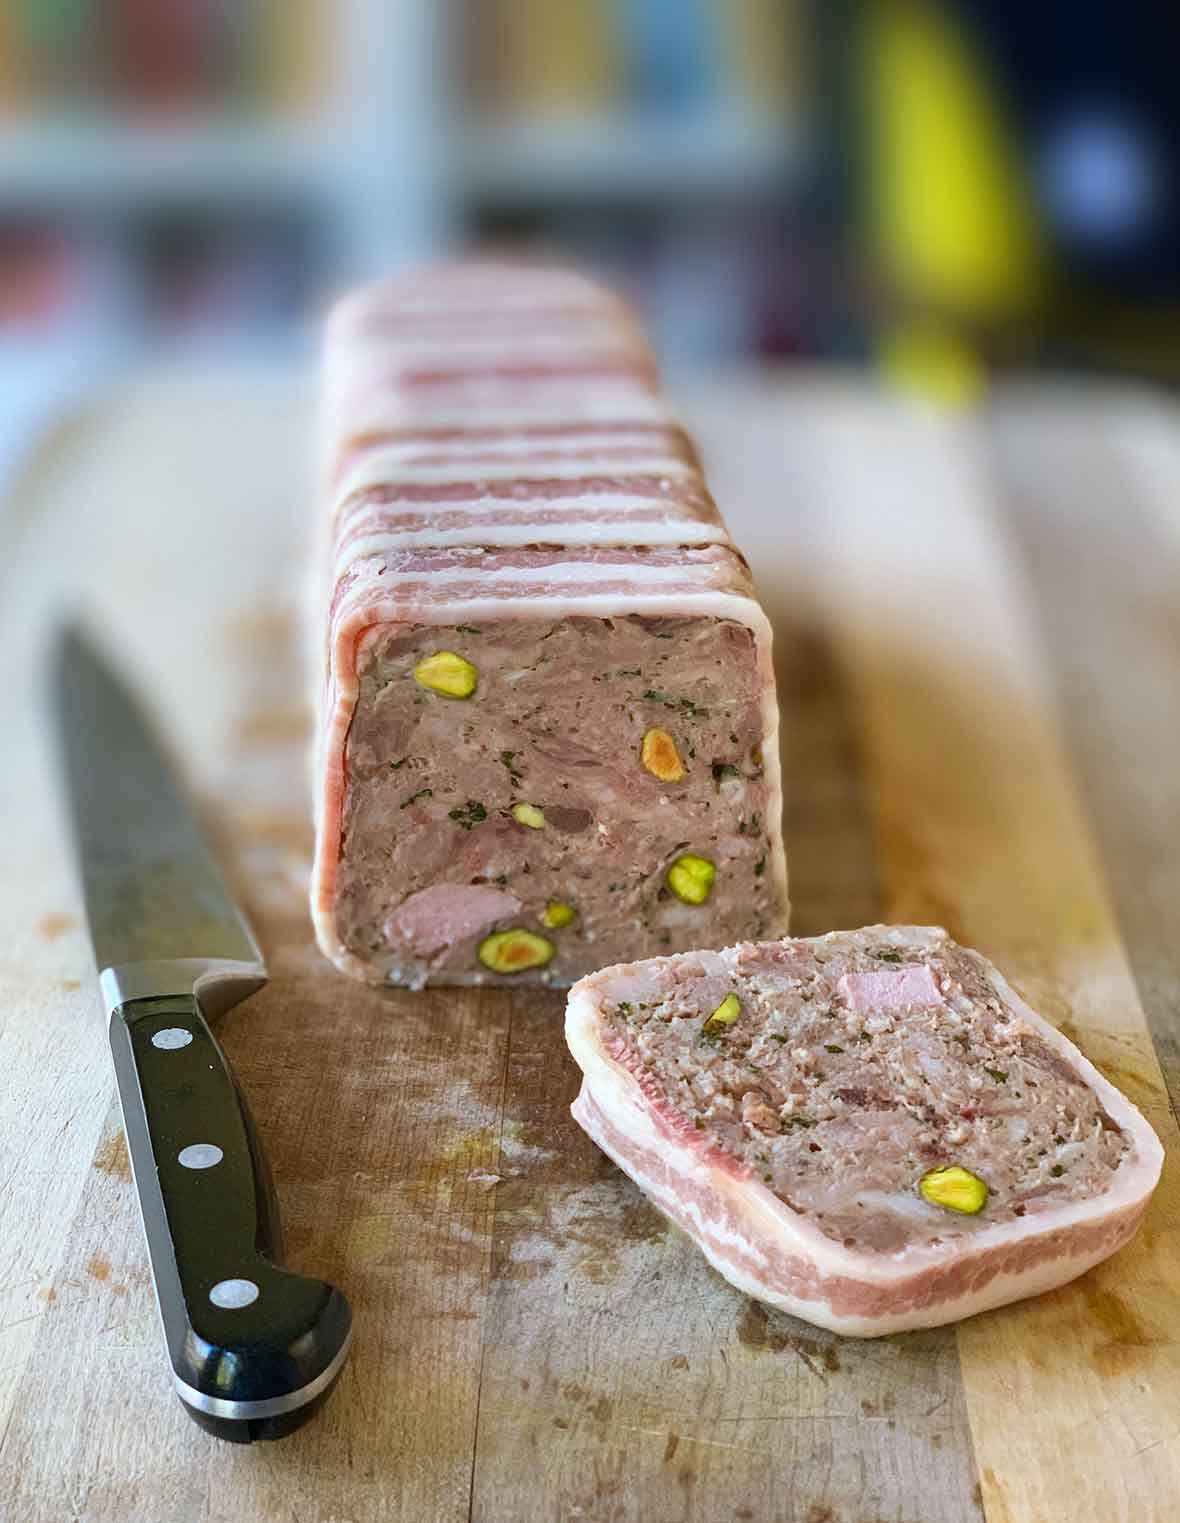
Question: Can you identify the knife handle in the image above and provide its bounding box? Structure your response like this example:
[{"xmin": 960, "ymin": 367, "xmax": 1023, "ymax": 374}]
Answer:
[{"xmin": 108, "ymin": 993, "xmax": 352, "ymax": 1443}]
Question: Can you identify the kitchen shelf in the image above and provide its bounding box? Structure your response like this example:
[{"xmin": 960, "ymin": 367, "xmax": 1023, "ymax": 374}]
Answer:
[
  {"xmin": 0, "ymin": 118, "xmax": 331, "ymax": 210},
  {"xmin": 458, "ymin": 110, "xmax": 802, "ymax": 203}
]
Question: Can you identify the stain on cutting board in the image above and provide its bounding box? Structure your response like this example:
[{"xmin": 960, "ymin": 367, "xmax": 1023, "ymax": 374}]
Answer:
[
  {"xmin": 92, "ymin": 1131, "xmax": 131, "ymax": 1182},
  {"xmin": 36, "ymin": 912, "xmax": 78, "ymax": 941}
]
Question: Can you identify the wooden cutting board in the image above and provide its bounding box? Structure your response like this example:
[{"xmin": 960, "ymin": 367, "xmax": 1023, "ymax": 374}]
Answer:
[{"xmin": 2, "ymin": 370, "xmax": 1178, "ymax": 1523}]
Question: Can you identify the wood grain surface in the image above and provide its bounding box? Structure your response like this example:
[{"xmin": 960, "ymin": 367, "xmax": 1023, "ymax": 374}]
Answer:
[{"xmin": 1, "ymin": 371, "xmax": 1177, "ymax": 1523}]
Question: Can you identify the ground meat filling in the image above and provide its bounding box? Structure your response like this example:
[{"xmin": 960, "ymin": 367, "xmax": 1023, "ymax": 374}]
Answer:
[
  {"xmin": 335, "ymin": 614, "xmax": 776, "ymax": 983},
  {"xmin": 602, "ymin": 937, "xmax": 1130, "ymax": 1253}
]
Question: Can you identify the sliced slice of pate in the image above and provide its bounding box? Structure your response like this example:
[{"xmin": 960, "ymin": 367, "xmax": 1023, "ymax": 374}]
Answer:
[{"xmin": 565, "ymin": 925, "xmax": 1163, "ymax": 1336}]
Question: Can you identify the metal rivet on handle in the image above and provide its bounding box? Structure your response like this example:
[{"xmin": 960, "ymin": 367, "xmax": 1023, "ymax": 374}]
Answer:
[
  {"xmin": 210, "ymin": 1278, "xmax": 259, "ymax": 1309},
  {"xmin": 152, "ymin": 1027, "xmax": 192, "ymax": 1050},
  {"xmin": 178, "ymin": 1143, "xmax": 224, "ymax": 1170}
]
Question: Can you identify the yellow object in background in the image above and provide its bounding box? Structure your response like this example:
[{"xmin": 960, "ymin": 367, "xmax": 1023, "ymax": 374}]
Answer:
[
  {"xmin": 260, "ymin": 0, "xmax": 327, "ymax": 114},
  {"xmin": 484, "ymin": 0, "xmax": 618, "ymax": 116},
  {"xmin": 716, "ymin": 0, "xmax": 799, "ymax": 114},
  {"xmin": 861, "ymin": 0, "xmax": 1044, "ymax": 401},
  {"xmin": 877, "ymin": 323, "xmax": 987, "ymax": 408}
]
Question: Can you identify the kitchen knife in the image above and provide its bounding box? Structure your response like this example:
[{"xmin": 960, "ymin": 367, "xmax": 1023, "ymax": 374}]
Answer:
[{"xmin": 53, "ymin": 627, "xmax": 351, "ymax": 1443}]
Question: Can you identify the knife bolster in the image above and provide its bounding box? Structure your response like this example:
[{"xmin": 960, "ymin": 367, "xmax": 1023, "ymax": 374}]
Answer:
[{"xmin": 99, "ymin": 958, "xmax": 266, "ymax": 1020}]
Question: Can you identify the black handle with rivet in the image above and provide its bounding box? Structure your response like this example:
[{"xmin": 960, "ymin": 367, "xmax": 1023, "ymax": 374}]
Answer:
[{"xmin": 108, "ymin": 992, "xmax": 352, "ymax": 1443}]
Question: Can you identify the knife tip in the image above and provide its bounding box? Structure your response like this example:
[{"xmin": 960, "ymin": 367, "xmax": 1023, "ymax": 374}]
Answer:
[
  {"xmin": 52, "ymin": 619, "xmax": 89, "ymax": 668},
  {"xmin": 52, "ymin": 621, "xmax": 111, "ymax": 688}
]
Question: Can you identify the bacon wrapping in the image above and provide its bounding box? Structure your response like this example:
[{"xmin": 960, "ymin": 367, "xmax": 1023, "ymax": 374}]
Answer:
[{"xmin": 312, "ymin": 261, "xmax": 788, "ymax": 986}]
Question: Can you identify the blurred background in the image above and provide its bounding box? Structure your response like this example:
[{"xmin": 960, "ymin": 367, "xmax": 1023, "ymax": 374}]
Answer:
[{"xmin": 0, "ymin": 0, "xmax": 1177, "ymax": 480}]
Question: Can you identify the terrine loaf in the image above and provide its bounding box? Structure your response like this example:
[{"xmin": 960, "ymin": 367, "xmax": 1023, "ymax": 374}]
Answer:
[
  {"xmin": 312, "ymin": 261, "xmax": 788, "ymax": 986},
  {"xmin": 565, "ymin": 926, "xmax": 1163, "ymax": 1336}
]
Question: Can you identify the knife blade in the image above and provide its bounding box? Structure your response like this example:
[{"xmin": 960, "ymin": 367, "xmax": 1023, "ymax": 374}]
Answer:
[{"xmin": 53, "ymin": 627, "xmax": 351, "ymax": 1443}]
